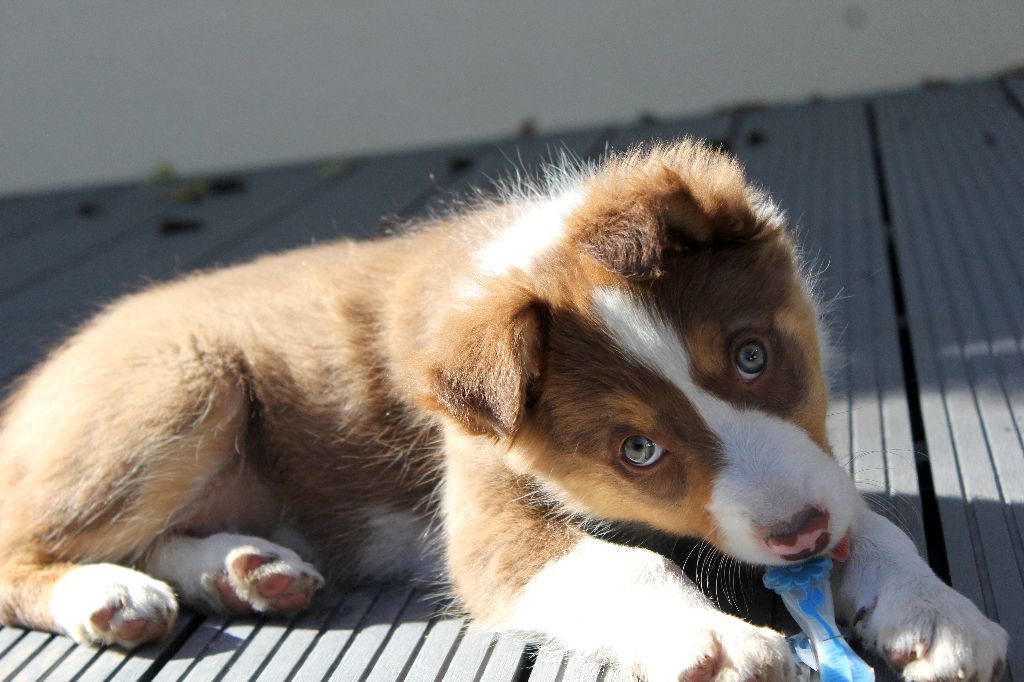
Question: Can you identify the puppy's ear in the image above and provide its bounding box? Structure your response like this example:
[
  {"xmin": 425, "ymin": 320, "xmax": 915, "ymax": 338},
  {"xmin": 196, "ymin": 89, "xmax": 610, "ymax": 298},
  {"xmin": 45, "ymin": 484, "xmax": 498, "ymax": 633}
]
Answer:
[
  {"xmin": 427, "ymin": 292, "xmax": 543, "ymax": 439},
  {"xmin": 568, "ymin": 144, "xmax": 762, "ymax": 279}
]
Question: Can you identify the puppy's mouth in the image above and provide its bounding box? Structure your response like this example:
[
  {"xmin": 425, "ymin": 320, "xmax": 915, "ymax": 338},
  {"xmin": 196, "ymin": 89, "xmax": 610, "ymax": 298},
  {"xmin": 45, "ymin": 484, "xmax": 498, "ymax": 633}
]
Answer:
[{"xmin": 827, "ymin": 533, "xmax": 851, "ymax": 562}]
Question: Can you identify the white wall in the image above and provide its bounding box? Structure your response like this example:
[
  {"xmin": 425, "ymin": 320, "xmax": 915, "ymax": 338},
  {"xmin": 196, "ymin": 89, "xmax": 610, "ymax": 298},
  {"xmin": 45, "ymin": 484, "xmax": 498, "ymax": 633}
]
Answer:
[{"xmin": 2, "ymin": 1, "xmax": 1022, "ymax": 194}]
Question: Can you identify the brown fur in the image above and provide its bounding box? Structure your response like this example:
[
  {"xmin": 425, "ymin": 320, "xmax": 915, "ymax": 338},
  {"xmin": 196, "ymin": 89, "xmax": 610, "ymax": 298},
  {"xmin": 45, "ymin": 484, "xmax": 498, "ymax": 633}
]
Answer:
[
  {"xmin": 0, "ymin": 140, "xmax": 829, "ymax": 642},
  {"xmin": 566, "ymin": 145, "xmax": 763, "ymax": 280}
]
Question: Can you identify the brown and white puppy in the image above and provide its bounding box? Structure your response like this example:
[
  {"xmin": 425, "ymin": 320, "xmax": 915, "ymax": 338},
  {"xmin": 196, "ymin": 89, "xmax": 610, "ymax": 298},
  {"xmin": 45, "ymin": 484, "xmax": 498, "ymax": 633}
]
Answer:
[{"xmin": 0, "ymin": 142, "xmax": 1006, "ymax": 680}]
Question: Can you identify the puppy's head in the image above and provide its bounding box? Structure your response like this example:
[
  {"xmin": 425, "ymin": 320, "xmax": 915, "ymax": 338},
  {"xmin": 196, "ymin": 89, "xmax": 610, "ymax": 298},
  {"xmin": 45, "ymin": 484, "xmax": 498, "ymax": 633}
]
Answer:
[{"xmin": 428, "ymin": 140, "xmax": 859, "ymax": 566}]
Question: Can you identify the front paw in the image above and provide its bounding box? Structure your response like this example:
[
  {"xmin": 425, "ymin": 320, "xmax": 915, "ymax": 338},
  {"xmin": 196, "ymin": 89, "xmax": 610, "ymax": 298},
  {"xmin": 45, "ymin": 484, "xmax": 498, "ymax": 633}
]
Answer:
[
  {"xmin": 51, "ymin": 564, "xmax": 177, "ymax": 648},
  {"xmin": 639, "ymin": 612, "xmax": 796, "ymax": 682},
  {"xmin": 855, "ymin": 577, "xmax": 1007, "ymax": 681}
]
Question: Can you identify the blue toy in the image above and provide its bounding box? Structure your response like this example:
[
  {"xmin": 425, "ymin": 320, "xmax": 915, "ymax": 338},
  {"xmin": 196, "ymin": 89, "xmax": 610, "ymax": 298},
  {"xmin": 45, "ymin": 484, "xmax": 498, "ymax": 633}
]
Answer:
[{"xmin": 763, "ymin": 557, "xmax": 874, "ymax": 682}]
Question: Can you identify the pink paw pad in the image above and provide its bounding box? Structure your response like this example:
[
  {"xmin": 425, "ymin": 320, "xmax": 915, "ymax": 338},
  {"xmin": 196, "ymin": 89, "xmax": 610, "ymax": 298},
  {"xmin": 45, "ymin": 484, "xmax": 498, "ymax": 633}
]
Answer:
[
  {"xmin": 214, "ymin": 547, "xmax": 324, "ymax": 616},
  {"xmin": 213, "ymin": 575, "xmax": 255, "ymax": 615},
  {"xmin": 256, "ymin": 572, "xmax": 291, "ymax": 598},
  {"xmin": 88, "ymin": 602, "xmax": 171, "ymax": 644}
]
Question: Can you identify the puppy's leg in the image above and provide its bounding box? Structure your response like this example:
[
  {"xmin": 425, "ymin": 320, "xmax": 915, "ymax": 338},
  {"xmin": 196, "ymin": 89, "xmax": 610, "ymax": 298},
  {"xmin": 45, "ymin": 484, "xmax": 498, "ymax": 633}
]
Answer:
[
  {"xmin": 833, "ymin": 505, "xmax": 1007, "ymax": 681},
  {"xmin": 0, "ymin": 560, "xmax": 176, "ymax": 648},
  {"xmin": 443, "ymin": 455, "xmax": 794, "ymax": 681},
  {"xmin": 144, "ymin": 533, "xmax": 324, "ymax": 616},
  {"xmin": 0, "ymin": 333, "xmax": 260, "ymax": 640},
  {"xmin": 497, "ymin": 537, "xmax": 795, "ymax": 682}
]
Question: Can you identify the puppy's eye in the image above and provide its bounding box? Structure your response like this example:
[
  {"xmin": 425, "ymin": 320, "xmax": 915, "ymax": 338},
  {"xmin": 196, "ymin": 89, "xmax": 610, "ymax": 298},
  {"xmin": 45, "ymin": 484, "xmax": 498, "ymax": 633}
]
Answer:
[
  {"xmin": 620, "ymin": 435, "xmax": 664, "ymax": 467},
  {"xmin": 736, "ymin": 341, "xmax": 766, "ymax": 380}
]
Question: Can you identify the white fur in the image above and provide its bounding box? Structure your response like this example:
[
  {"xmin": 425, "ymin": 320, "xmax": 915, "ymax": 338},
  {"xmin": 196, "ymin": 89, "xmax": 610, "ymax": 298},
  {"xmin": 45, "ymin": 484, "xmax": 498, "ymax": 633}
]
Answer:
[
  {"xmin": 477, "ymin": 190, "xmax": 581, "ymax": 277},
  {"xmin": 50, "ymin": 564, "xmax": 177, "ymax": 647},
  {"xmin": 355, "ymin": 505, "xmax": 439, "ymax": 579},
  {"xmin": 591, "ymin": 286, "xmax": 859, "ymax": 564},
  {"xmin": 835, "ymin": 508, "xmax": 1007, "ymax": 681},
  {"xmin": 502, "ymin": 536, "xmax": 795, "ymax": 681},
  {"xmin": 706, "ymin": 411, "xmax": 859, "ymax": 564},
  {"xmin": 144, "ymin": 532, "xmax": 323, "ymax": 613}
]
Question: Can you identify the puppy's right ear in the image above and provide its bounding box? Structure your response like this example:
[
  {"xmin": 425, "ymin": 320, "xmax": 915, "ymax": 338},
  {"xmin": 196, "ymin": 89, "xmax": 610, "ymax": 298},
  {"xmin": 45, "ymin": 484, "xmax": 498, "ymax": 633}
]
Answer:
[{"xmin": 425, "ymin": 289, "xmax": 543, "ymax": 440}]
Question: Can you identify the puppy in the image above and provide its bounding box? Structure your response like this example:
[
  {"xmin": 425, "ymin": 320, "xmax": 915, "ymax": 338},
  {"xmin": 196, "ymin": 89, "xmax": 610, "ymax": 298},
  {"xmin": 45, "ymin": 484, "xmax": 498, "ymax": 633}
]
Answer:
[{"xmin": 0, "ymin": 141, "xmax": 1006, "ymax": 680}]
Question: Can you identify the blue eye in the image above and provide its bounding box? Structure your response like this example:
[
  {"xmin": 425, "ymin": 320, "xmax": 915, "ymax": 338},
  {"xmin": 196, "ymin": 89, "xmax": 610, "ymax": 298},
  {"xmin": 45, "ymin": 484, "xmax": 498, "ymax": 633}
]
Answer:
[
  {"xmin": 736, "ymin": 341, "xmax": 767, "ymax": 380},
  {"xmin": 620, "ymin": 435, "xmax": 664, "ymax": 467}
]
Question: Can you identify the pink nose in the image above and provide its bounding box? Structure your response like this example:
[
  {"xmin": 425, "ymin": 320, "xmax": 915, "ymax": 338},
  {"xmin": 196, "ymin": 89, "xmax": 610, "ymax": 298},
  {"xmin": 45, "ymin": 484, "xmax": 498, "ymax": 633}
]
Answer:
[{"xmin": 764, "ymin": 506, "xmax": 830, "ymax": 561}]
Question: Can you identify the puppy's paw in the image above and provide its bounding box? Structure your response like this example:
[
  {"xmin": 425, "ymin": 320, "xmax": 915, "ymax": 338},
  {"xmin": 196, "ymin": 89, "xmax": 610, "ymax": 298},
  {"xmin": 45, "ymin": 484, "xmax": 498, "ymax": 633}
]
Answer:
[
  {"xmin": 51, "ymin": 564, "xmax": 177, "ymax": 648},
  {"xmin": 201, "ymin": 540, "xmax": 324, "ymax": 616},
  {"xmin": 641, "ymin": 612, "xmax": 796, "ymax": 682},
  {"xmin": 855, "ymin": 576, "xmax": 1007, "ymax": 681}
]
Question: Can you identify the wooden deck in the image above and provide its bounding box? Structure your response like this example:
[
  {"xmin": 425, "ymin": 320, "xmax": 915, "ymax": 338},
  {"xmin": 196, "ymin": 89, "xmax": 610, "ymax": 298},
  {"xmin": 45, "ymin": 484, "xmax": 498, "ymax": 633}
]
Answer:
[{"xmin": 2, "ymin": 76, "xmax": 1024, "ymax": 680}]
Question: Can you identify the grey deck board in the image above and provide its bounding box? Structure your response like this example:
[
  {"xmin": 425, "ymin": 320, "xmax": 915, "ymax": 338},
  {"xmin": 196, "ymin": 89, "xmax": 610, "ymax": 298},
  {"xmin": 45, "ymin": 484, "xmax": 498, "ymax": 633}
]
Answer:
[
  {"xmin": 327, "ymin": 585, "xmax": 413, "ymax": 681},
  {"xmin": 0, "ymin": 629, "xmax": 25, "ymax": 660},
  {"xmin": 0, "ymin": 630, "xmax": 50, "ymax": 680},
  {"xmin": 363, "ymin": 590, "xmax": 437, "ymax": 682},
  {"xmin": 402, "ymin": 617, "xmax": 466, "ymax": 682},
  {"xmin": 184, "ymin": 592, "xmax": 370, "ymax": 680},
  {"xmin": 526, "ymin": 647, "xmax": 566, "ymax": 681},
  {"xmin": 477, "ymin": 635, "xmax": 528, "ymax": 682},
  {"xmin": 287, "ymin": 586, "xmax": 379, "ymax": 680},
  {"xmin": 247, "ymin": 591, "xmax": 347, "ymax": 681},
  {"xmin": 0, "ymin": 164, "xmax": 324, "ymax": 300},
  {"xmin": 214, "ymin": 619, "xmax": 295, "ymax": 681},
  {"xmin": 12, "ymin": 636, "xmax": 76, "ymax": 682},
  {"xmin": 0, "ymin": 185, "xmax": 128, "ymax": 241},
  {"xmin": 440, "ymin": 627, "xmax": 495, "ymax": 682},
  {"xmin": 149, "ymin": 617, "xmax": 228, "ymax": 682},
  {"xmin": 175, "ymin": 617, "xmax": 258, "ymax": 681},
  {"xmin": 873, "ymin": 81, "xmax": 1024, "ymax": 678},
  {"xmin": 1006, "ymin": 77, "xmax": 1024, "ymax": 113},
  {"xmin": 0, "ymin": 185, "xmax": 165, "ymax": 301},
  {"xmin": 206, "ymin": 143, "xmax": 482, "ymax": 266},
  {"xmin": 36, "ymin": 640, "xmax": 104, "ymax": 681}
]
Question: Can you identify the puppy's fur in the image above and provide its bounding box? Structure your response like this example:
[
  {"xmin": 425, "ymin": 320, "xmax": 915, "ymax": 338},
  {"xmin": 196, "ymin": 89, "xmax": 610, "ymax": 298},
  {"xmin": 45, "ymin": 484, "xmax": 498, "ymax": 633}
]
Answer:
[{"xmin": 0, "ymin": 141, "xmax": 1007, "ymax": 679}]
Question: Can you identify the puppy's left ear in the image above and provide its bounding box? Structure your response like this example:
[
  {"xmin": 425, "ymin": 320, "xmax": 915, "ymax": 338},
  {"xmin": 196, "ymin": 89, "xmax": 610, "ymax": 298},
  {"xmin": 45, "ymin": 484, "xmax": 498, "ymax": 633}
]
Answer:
[
  {"xmin": 568, "ymin": 147, "xmax": 761, "ymax": 279},
  {"xmin": 426, "ymin": 292, "xmax": 543, "ymax": 439}
]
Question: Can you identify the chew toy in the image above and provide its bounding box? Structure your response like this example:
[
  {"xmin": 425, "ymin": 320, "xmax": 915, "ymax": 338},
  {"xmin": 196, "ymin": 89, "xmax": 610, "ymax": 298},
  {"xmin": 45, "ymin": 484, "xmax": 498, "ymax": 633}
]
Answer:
[{"xmin": 763, "ymin": 557, "xmax": 874, "ymax": 682}]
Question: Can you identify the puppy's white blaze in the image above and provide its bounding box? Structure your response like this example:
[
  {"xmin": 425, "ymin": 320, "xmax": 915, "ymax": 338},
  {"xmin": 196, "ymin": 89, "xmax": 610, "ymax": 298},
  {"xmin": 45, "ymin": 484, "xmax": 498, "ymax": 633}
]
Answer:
[
  {"xmin": 591, "ymin": 287, "xmax": 730, "ymax": 425},
  {"xmin": 592, "ymin": 287, "xmax": 859, "ymax": 563},
  {"xmin": 477, "ymin": 190, "xmax": 581, "ymax": 277}
]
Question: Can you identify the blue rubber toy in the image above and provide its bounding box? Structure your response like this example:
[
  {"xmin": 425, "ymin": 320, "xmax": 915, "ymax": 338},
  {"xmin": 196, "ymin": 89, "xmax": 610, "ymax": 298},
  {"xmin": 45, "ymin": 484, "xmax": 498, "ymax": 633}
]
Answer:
[{"xmin": 763, "ymin": 557, "xmax": 874, "ymax": 682}]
